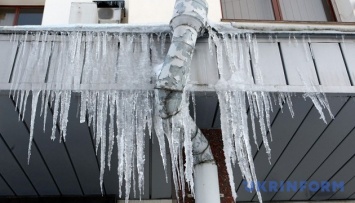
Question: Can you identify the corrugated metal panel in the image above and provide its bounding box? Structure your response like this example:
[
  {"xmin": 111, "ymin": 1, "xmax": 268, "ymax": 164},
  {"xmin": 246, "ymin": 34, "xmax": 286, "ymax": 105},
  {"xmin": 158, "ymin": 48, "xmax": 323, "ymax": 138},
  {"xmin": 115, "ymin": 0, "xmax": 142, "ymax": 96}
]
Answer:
[
  {"xmin": 0, "ymin": 136, "xmax": 36, "ymax": 196},
  {"xmin": 151, "ymin": 136, "xmax": 172, "ymax": 199},
  {"xmin": 22, "ymin": 99, "xmax": 82, "ymax": 195},
  {"xmin": 260, "ymin": 97, "xmax": 346, "ymax": 201},
  {"xmin": 280, "ymin": 42, "xmax": 319, "ymax": 85},
  {"xmin": 274, "ymin": 98, "xmax": 355, "ymax": 200},
  {"xmin": 294, "ymin": 126, "xmax": 355, "ymax": 200},
  {"xmin": 315, "ymin": 155, "xmax": 355, "ymax": 200},
  {"xmin": 0, "ymin": 97, "xmax": 59, "ymax": 195},
  {"xmin": 253, "ymin": 43, "xmax": 287, "ymax": 85},
  {"xmin": 237, "ymin": 96, "xmax": 313, "ymax": 201},
  {"xmin": 0, "ymin": 41, "xmax": 17, "ymax": 83},
  {"xmin": 330, "ymin": 176, "xmax": 355, "ymax": 199},
  {"xmin": 190, "ymin": 42, "xmax": 219, "ymax": 85},
  {"xmin": 62, "ymin": 96, "xmax": 102, "ymax": 195},
  {"xmin": 340, "ymin": 43, "xmax": 355, "ymax": 85},
  {"xmin": 311, "ymin": 43, "xmax": 351, "ymax": 86},
  {"xmin": 11, "ymin": 41, "xmax": 50, "ymax": 84}
]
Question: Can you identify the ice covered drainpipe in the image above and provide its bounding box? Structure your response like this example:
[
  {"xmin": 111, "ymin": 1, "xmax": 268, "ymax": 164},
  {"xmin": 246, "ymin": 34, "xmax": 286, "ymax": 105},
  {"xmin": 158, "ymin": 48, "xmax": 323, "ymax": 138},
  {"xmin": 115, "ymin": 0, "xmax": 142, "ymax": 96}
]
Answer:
[{"xmin": 155, "ymin": 0, "xmax": 221, "ymax": 202}]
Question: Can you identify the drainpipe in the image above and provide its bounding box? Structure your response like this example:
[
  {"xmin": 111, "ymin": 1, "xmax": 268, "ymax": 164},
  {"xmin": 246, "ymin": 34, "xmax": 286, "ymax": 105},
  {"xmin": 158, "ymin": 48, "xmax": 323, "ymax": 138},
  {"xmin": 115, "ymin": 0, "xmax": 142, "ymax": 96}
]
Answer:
[{"xmin": 155, "ymin": 0, "xmax": 221, "ymax": 202}]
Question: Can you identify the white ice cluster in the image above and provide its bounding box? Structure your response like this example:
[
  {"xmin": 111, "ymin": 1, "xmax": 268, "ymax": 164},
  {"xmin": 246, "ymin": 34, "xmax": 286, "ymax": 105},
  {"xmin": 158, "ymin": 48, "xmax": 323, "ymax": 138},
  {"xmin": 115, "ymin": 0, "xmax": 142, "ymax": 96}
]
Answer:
[
  {"xmin": 6, "ymin": 29, "xmax": 334, "ymax": 203},
  {"xmin": 209, "ymin": 31, "xmax": 333, "ymax": 202}
]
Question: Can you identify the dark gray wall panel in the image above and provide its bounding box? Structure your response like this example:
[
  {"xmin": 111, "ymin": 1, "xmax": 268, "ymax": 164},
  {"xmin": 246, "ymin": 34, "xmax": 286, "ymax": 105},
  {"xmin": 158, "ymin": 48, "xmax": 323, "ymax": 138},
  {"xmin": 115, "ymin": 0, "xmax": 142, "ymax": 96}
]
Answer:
[
  {"xmin": 293, "ymin": 122, "xmax": 355, "ymax": 200},
  {"xmin": 234, "ymin": 97, "xmax": 281, "ymax": 195},
  {"xmin": 0, "ymin": 96, "xmax": 59, "ymax": 195},
  {"xmin": 275, "ymin": 98, "xmax": 355, "ymax": 200},
  {"xmin": 151, "ymin": 135, "xmax": 172, "ymax": 199},
  {"xmin": 330, "ymin": 177, "xmax": 355, "ymax": 200},
  {"xmin": 0, "ymin": 138, "xmax": 35, "ymax": 196},
  {"xmin": 0, "ymin": 176, "xmax": 14, "ymax": 196},
  {"xmin": 312, "ymin": 156, "xmax": 355, "ymax": 200},
  {"xmin": 261, "ymin": 96, "xmax": 346, "ymax": 201},
  {"xmin": 237, "ymin": 96, "xmax": 312, "ymax": 201},
  {"xmin": 63, "ymin": 96, "xmax": 101, "ymax": 195},
  {"xmin": 22, "ymin": 98, "xmax": 82, "ymax": 195},
  {"xmin": 194, "ymin": 95, "xmax": 218, "ymax": 129}
]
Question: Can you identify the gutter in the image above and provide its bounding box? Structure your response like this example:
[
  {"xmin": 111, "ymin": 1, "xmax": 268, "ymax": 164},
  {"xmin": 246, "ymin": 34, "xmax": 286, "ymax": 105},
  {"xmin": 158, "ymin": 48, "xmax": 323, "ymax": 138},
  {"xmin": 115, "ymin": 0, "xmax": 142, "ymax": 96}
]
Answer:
[{"xmin": 211, "ymin": 21, "xmax": 355, "ymax": 35}]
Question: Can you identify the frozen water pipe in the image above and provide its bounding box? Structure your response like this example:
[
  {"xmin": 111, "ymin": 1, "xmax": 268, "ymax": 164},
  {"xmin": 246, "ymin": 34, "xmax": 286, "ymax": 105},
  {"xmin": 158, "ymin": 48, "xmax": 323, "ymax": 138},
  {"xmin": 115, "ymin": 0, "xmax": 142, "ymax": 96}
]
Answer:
[{"xmin": 155, "ymin": 0, "xmax": 221, "ymax": 202}]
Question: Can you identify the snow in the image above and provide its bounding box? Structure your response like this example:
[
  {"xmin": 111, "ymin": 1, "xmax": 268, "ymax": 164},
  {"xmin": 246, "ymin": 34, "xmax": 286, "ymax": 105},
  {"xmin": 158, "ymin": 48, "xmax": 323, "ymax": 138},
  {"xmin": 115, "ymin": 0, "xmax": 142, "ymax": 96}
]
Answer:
[{"xmin": 5, "ymin": 28, "xmax": 335, "ymax": 203}]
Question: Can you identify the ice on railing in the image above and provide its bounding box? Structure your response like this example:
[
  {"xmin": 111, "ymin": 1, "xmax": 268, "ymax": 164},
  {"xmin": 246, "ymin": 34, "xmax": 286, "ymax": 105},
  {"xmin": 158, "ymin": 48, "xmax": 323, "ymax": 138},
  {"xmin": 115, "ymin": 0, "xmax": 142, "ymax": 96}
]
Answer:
[{"xmin": 5, "ymin": 28, "xmax": 335, "ymax": 203}]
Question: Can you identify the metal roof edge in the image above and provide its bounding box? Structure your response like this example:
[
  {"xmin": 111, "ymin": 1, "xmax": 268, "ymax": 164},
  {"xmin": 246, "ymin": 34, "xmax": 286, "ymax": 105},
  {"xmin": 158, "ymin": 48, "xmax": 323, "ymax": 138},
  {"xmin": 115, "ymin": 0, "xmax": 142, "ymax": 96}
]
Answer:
[
  {"xmin": 210, "ymin": 22, "xmax": 355, "ymax": 35},
  {"xmin": 0, "ymin": 24, "xmax": 172, "ymax": 34}
]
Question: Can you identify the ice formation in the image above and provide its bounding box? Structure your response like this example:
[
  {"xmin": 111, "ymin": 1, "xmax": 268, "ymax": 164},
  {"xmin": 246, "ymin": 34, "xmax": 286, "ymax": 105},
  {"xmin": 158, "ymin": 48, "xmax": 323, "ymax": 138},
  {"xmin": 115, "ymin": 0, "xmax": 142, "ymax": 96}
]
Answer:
[
  {"xmin": 5, "ymin": 28, "xmax": 334, "ymax": 202},
  {"xmin": 210, "ymin": 31, "xmax": 333, "ymax": 202}
]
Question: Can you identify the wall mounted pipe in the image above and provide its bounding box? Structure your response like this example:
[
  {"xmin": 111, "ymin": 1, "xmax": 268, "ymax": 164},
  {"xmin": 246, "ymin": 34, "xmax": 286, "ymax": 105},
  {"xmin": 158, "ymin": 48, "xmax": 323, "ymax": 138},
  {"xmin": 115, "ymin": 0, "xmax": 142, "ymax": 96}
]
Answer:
[{"xmin": 154, "ymin": 0, "xmax": 221, "ymax": 202}]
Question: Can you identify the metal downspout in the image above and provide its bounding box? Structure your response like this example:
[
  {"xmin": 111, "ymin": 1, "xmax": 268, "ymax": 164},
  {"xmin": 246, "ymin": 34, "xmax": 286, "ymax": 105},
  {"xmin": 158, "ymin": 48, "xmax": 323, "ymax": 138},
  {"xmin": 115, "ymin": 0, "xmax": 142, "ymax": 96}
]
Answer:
[{"xmin": 155, "ymin": 0, "xmax": 221, "ymax": 202}]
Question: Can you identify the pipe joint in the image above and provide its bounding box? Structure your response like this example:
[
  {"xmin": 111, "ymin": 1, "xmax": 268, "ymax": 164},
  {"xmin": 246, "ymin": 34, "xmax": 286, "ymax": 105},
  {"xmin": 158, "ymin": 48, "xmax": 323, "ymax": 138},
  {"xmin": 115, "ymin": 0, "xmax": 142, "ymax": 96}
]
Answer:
[{"xmin": 170, "ymin": 0, "xmax": 208, "ymax": 35}]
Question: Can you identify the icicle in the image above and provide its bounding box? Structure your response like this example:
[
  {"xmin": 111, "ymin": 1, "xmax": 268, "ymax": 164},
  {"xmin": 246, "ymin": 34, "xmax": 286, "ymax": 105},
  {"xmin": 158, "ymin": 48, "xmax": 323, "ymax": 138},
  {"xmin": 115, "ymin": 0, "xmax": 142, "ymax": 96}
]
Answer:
[
  {"xmin": 107, "ymin": 92, "xmax": 116, "ymax": 170},
  {"xmin": 22, "ymin": 90, "xmax": 30, "ymax": 121},
  {"xmin": 207, "ymin": 26, "xmax": 215, "ymax": 55},
  {"xmin": 51, "ymin": 91, "xmax": 61, "ymax": 141},
  {"xmin": 4, "ymin": 31, "xmax": 171, "ymax": 202},
  {"xmin": 293, "ymin": 35, "xmax": 299, "ymax": 46},
  {"xmin": 43, "ymin": 90, "xmax": 50, "ymax": 132},
  {"xmin": 18, "ymin": 90, "xmax": 25, "ymax": 121},
  {"xmin": 247, "ymin": 92, "xmax": 259, "ymax": 149},
  {"xmin": 97, "ymin": 91, "xmax": 108, "ymax": 195},
  {"xmin": 28, "ymin": 90, "xmax": 41, "ymax": 164},
  {"xmin": 59, "ymin": 91, "xmax": 71, "ymax": 142}
]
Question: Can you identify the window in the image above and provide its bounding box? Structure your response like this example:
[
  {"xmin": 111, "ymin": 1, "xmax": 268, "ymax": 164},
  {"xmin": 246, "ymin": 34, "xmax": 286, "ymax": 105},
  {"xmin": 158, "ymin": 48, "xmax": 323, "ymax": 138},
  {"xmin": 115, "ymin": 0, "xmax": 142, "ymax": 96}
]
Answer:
[
  {"xmin": 221, "ymin": 0, "xmax": 335, "ymax": 22},
  {"xmin": 0, "ymin": 6, "xmax": 44, "ymax": 26}
]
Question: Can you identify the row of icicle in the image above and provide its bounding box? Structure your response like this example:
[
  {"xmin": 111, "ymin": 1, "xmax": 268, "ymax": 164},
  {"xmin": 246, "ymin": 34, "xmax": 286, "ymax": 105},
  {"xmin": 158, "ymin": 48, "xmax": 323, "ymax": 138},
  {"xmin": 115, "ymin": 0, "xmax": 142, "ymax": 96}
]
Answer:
[{"xmin": 6, "ymin": 30, "xmax": 334, "ymax": 202}]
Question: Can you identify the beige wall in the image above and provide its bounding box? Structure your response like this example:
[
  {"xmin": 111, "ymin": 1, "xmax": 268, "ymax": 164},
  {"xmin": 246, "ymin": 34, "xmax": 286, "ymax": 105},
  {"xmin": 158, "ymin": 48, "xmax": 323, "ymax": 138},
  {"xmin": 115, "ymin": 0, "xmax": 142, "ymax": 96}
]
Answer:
[
  {"xmin": 127, "ymin": 0, "xmax": 222, "ymax": 24},
  {"xmin": 42, "ymin": 0, "xmax": 93, "ymax": 25},
  {"xmin": 0, "ymin": 0, "xmax": 45, "ymax": 5}
]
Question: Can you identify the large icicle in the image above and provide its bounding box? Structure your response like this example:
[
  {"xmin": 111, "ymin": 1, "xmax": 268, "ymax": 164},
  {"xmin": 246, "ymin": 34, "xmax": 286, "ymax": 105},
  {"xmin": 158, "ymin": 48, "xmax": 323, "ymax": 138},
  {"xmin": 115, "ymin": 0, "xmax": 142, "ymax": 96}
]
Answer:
[
  {"xmin": 8, "ymin": 31, "xmax": 172, "ymax": 201},
  {"xmin": 212, "ymin": 31, "xmax": 298, "ymax": 203}
]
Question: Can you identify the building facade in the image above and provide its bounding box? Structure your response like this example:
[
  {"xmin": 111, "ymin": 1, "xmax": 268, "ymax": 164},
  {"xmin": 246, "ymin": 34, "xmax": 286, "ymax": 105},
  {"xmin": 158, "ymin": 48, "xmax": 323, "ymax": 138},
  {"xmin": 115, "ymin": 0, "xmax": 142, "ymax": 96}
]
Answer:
[{"xmin": 1, "ymin": 0, "xmax": 355, "ymax": 203}]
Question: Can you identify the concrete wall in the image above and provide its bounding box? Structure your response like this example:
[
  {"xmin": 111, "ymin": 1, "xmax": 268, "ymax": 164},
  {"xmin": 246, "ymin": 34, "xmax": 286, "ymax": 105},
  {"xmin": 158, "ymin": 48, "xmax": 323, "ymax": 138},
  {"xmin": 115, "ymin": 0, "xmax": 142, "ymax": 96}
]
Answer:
[
  {"xmin": 0, "ymin": 0, "xmax": 45, "ymax": 5},
  {"xmin": 127, "ymin": 0, "xmax": 222, "ymax": 23}
]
